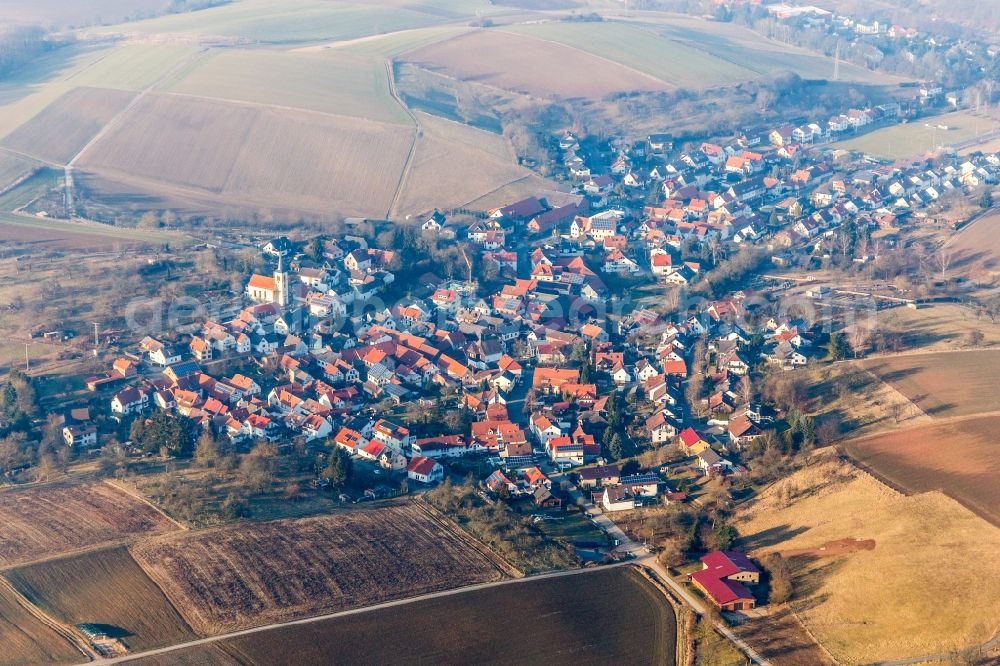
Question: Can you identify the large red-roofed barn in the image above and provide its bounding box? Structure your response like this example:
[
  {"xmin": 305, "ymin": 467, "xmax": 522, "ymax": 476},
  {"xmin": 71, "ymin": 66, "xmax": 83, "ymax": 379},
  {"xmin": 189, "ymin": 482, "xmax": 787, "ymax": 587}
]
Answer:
[{"xmin": 689, "ymin": 550, "xmax": 760, "ymax": 611}]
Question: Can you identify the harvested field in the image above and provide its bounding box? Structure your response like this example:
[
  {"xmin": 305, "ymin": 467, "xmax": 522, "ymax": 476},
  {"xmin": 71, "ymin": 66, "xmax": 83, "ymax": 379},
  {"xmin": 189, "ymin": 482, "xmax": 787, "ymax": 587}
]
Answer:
[
  {"xmin": 843, "ymin": 414, "xmax": 1000, "ymax": 526},
  {"xmin": 504, "ymin": 21, "xmax": 752, "ymax": 89},
  {"xmin": 0, "ymin": 482, "xmax": 179, "ymax": 568},
  {"xmin": 5, "ymin": 547, "xmax": 195, "ymax": 652},
  {"xmin": 1, "ymin": 87, "xmax": 135, "ymax": 164},
  {"xmin": 0, "ymin": 580, "xmax": 80, "ymax": 665},
  {"xmin": 394, "ymin": 112, "xmax": 533, "ymax": 215},
  {"xmin": 167, "ymin": 50, "xmax": 410, "ymax": 124},
  {"xmin": 406, "ymin": 30, "xmax": 668, "ymax": 98},
  {"xmin": 78, "ymin": 93, "xmax": 258, "ymax": 192},
  {"xmin": 860, "ymin": 349, "xmax": 1000, "ymax": 418},
  {"xmin": 735, "ymin": 453, "xmax": 1000, "ymax": 664},
  {"xmin": 131, "ymin": 502, "xmax": 515, "ymax": 634},
  {"xmin": 504, "ymin": 19, "xmax": 886, "ymax": 89},
  {"xmin": 79, "ymin": 93, "xmax": 414, "ymax": 217},
  {"xmin": 133, "ymin": 567, "xmax": 675, "ymax": 666}
]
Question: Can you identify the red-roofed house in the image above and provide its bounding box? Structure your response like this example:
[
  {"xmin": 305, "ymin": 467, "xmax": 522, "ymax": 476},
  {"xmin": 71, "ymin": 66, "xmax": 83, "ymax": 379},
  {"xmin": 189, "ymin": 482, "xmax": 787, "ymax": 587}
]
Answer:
[
  {"xmin": 689, "ymin": 551, "xmax": 760, "ymax": 611},
  {"xmin": 407, "ymin": 456, "xmax": 444, "ymax": 484},
  {"xmin": 678, "ymin": 427, "xmax": 710, "ymax": 453}
]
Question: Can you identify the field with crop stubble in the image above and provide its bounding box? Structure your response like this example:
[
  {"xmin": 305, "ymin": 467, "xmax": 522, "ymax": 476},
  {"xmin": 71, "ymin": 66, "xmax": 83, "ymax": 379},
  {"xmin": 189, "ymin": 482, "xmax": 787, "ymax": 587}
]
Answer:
[{"xmin": 131, "ymin": 502, "xmax": 517, "ymax": 634}]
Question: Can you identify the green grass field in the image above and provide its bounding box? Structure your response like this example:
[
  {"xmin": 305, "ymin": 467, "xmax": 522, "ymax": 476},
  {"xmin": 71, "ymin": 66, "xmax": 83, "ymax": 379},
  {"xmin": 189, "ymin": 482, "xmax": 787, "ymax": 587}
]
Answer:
[
  {"xmin": 0, "ymin": 151, "xmax": 40, "ymax": 190},
  {"xmin": 167, "ymin": 49, "xmax": 411, "ymax": 124},
  {"xmin": 66, "ymin": 44, "xmax": 201, "ymax": 91},
  {"xmin": 832, "ymin": 111, "xmax": 1000, "ymax": 159},
  {"xmin": 92, "ymin": 0, "xmax": 460, "ymax": 44}
]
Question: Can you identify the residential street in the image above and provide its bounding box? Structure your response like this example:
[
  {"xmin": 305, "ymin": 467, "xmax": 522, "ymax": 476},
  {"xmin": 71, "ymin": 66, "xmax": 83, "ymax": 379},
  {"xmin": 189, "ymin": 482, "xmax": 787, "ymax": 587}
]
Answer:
[{"xmin": 543, "ymin": 464, "xmax": 769, "ymax": 665}]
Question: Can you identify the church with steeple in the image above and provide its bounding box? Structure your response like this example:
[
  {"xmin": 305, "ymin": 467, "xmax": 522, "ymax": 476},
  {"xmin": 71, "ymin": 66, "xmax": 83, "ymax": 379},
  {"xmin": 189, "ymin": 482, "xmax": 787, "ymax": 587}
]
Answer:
[{"xmin": 246, "ymin": 254, "xmax": 291, "ymax": 308}]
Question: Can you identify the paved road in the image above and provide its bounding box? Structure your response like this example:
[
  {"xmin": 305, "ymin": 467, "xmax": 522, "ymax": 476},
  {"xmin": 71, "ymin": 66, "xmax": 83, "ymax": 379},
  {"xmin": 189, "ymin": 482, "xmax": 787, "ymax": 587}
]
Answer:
[
  {"xmin": 85, "ymin": 563, "xmax": 633, "ymax": 665},
  {"xmin": 586, "ymin": 513, "xmax": 771, "ymax": 666},
  {"xmin": 546, "ymin": 467, "xmax": 770, "ymax": 665}
]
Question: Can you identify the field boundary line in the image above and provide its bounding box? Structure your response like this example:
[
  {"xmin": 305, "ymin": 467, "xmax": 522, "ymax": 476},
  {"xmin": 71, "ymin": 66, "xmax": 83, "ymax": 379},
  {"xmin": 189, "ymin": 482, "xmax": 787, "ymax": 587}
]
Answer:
[
  {"xmin": 88, "ymin": 562, "xmax": 634, "ymax": 665},
  {"xmin": 0, "ymin": 209, "xmax": 181, "ymax": 245},
  {"xmin": 786, "ymin": 604, "xmax": 840, "ymax": 665},
  {"xmin": 104, "ymin": 479, "xmax": 189, "ymax": 531},
  {"xmin": 854, "ymin": 344, "xmax": 1000, "ymax": 362},
  {"xmin": 840, "ymin": 408, "xmax": 1000, "ymax": 446},
  {"xmin": 634, "ymin": 564, "xmax": 686, "ymax": 666},
  {"xmin": 0, "ymin": 144, "xmax": 63, "ymax": 169},
  {"xmin": 0, "ymin": 575, "xmax": 97, "ymax": 662},
  {"xmin": 457, "ymin": 173, "xmax": 534, "ymax": 209},
  {"xmin": 384, "ymin": 57, "xmax": 420, "ymax": 219},
  {"xmin": 151, "ymin": 89, "xmax": 413, "ymax": 129},
  {"xmin": 68, "ymin": 47, "xmax": 210, "ymax": 168}
]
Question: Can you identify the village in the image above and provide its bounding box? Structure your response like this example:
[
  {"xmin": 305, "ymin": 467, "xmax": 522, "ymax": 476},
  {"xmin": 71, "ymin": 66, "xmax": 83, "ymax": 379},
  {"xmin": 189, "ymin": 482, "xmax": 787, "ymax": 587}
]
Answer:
[{"xmin": 35, "ymin": 92, "xmax": 993, "ymax": 618}]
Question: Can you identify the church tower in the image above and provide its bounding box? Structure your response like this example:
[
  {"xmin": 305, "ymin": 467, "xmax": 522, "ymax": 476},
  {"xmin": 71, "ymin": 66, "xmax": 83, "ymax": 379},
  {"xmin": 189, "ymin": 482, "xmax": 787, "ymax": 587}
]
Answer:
[{"xmin": 274, "ymin": 254, "xmax": 290, "ymax": 308}]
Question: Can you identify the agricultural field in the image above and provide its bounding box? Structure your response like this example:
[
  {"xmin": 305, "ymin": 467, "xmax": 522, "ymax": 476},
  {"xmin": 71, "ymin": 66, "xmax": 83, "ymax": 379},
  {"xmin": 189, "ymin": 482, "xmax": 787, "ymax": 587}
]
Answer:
[
  {"xmin": 66, "ymin": 44, "xmax": 203, "ymax": 92},
  {"xmin": 0, "ymin": 151, "xmax": 39, "ymax": 191},
  {"xmin": 393, "ymin": 111, "xmax": 533, "ymax": 216},
  {"xmin": 0, "ymin": 580, "xmax": 80, "ymax": 666},
  {"xmin": 945, "ymin": 211, "xmax": 1000, "ymax": 285},
  {"xmin": 166, "ymin": 49, "xmax": 410, "ymax": 124},
  {"xmin": 5, "ymin": 546, "xmax": 195, "ymax": 652},
  {"xmin": 78, "ymin": 92, "xmax": 414, "ymax": 218},
  {"xmin": 503, "ymin": 21, "xmax": 753, "ymax": 89},
  {"xmin": 503, "ymin": 19, "xmax": 885, "ymax": 90},
  {"xmin": 735, "ymin": 454, "xmax": 1000, "ymax": 664},
  {"xmin": 0, "ymin": 213, "xmax": 168, "ymax": 250},
  {"xmin": 0, "ymin": 86, "xmax": 135, "ymax": 164},
  {"xmin": 405, "ymin": 29, "xmax": 668, "ymax": 98},
  {"xmin": 732, "ymin": 606, "xmax": 834, "ymax": 666},
  {"xmin": 0, "ymin": 482, "xmax": 179, "ymax": 567},
  {"xmin": 843, "ymin": 414, "xmax": 1000, "ymax": 526},
  {"xmin": 307, "ymin": 25, "xmax": 471, "ymax": 57},
  {"xmin": 0, "ymin": 44, "xmax": 116, "ymax": 139},
  {"xmin": 872, "ymin": 302, "xmax": 1000, "ymax": 350},
  {"xmin": 860, "ymin": 348, "xmax": 1000, "ymax": 418},
  {"xmin": 832, "ymin": 111, "xmax": 1000, "ymax": 159},
  {"xmin": 88, "ymin": 0, "xmax": 468, "ymax": 44},
  {"xmin": 134, "ymin": 567, "xmax": 675, "ymax": 666},
  {"xmin": 130, "ymin": 502, "xmax": 516, "ymax": 634},
  {"xmin": 0, "ymin": 0, "xmax": 171, "ymax": 28}
]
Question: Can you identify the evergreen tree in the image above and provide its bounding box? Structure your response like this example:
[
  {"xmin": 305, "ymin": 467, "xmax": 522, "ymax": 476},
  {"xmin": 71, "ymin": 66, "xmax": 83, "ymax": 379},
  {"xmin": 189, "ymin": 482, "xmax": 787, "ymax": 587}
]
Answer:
[{"xmin": 325, "ymin": 448, "xmax": 354, "ymax": 488}]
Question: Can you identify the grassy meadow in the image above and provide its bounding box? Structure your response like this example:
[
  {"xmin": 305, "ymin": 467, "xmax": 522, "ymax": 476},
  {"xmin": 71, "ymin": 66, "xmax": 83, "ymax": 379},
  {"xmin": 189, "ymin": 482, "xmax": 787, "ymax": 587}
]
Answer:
[{"xmin": 832, "ymin": 111, "xmax": 1000, "ymax": 159}]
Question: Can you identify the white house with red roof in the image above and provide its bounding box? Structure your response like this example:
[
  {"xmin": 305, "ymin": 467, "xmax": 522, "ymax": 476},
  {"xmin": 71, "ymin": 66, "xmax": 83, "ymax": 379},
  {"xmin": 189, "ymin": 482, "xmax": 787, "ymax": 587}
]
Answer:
[{"xmin": 407, "ymin": 456, "xmax": 444, "ymax": 484}]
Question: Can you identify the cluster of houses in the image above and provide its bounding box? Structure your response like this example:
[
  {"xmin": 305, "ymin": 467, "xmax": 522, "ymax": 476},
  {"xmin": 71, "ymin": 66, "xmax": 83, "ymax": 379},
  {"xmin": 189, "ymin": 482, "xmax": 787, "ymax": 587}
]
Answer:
[
  {"xmin": 79, "ymin": 208, "xmax": 797, "ymax": 504},
  {"xmin": 550, "ymin": 98, "xmax": 1000, "ymax": 290},
  {"xmin": 68, "ymin": 86, "xmax": 998, "ymax": 541}
]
